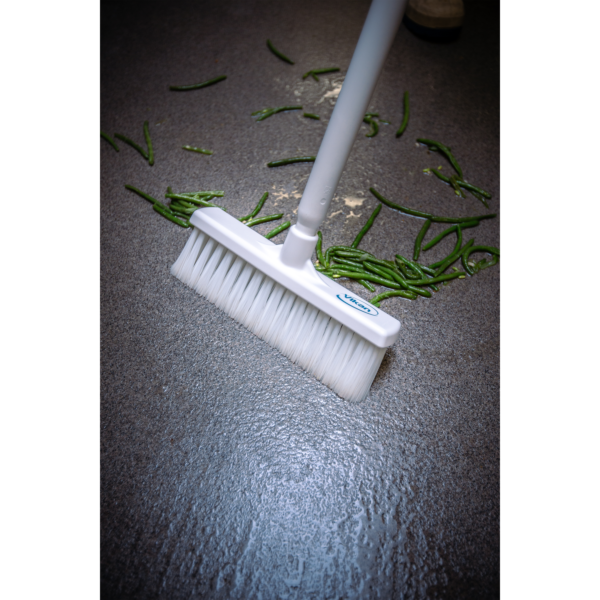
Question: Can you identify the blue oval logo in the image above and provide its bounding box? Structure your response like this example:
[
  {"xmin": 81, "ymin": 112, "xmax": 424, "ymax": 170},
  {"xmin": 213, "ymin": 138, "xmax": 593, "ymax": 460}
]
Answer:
[{"xmin": 336, "ymin": 294, "xmax": 379, "ymax": 316}]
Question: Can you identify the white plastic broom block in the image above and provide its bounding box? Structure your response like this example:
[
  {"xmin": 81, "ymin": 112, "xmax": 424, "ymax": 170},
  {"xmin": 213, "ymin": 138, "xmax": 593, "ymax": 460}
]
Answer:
[{"xmin": 189, "ymin": 208, "xmax": 401, "ymax": 349}]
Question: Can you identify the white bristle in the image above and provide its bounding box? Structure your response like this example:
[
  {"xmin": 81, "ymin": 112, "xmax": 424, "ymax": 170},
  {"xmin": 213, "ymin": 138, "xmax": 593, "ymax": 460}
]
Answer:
[{"xmin": 172, "ymin": 229, "xmax": 387, "ymax": 402}]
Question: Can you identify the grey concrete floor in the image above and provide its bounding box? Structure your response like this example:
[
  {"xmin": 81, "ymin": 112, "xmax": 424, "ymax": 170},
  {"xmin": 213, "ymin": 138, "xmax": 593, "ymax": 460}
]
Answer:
[{"xmin": 101, "ymin": 1, "xmax": 499, "ymax": 597}]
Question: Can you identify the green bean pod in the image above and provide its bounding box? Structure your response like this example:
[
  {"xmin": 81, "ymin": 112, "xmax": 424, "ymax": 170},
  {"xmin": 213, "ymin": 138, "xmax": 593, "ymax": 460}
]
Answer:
[
  {"xmin": 370, "ymin": 289, "xmax": 417, "ymax": 306},
  {"xmin": 267, "ymin": 156, "xmax": 316, "ymax": 167},
  {"xmin": 351, "ymin": 204, "xmax": 382, "ymax": 248},
  {"xmin": 461, "ymin": 245, "xmax": 500, "ymax": 276},
  {"xmin": 239, "ymin": 192, "xmax": 269, "ymax": 222},
  {"xmin": 370, "ymin": 187, "xmax": 432, "ymax": 219},
  {"xmin": 245, "ymin": 213, "xmax": 284, "ymax": 227},
  {"xmin": 266, "ymin": 39, "xmax": 294, "ymax": 64},
  {"xmin": 413, "ymin": 218, "xmax": 432, "ymax": 261},
  {"xmin": 143, "ymin": 120, "xmax": 154, "ymax": 166},
  {"xmin": 165, "ymin": 193, "xmax": 224, "ymax": 210},
  {"xmin": 417, "ymin": 138, "xmax": 463, "ymax": 179},
  {"xmin": 303, "ymin": 68, "xmax": 340, "ymax": 80},
  {"xmin": 364, "ymin": 117, "xmax": 379, "ymax": 137},
  {"xmin": 303, "ymin": 113, "xmax": 320, "ymax": 120},
  {"xmin": 101, "ymin": 131, "xmax": 119, "ymax": 151},
  {"xmin": 358, "ymin": 280, "xmax": 376, "ymax": 293},
  {"xmin": 114, "ymin": 133, "xmax": 149, "ymax": 160},
  {"xmin": 153, "ymin": 203, "xmax": 190, "ymax": 227},
  {"xmin": 182, "ymin": 146, "xmax": 213, "ymax": 155},
  {"xmin": 316, "ymin": 231, "xmax": 326, "ymax": 266},
  {"xmin": 125, "ymin": 184, "xmax": 158, "ymax": 204},
  {"xmin": 395, "ymin": 91, "xmax": 410, "ymax": 137},
  {"xmin": 265, "ymin": 221, "xmax": 291, "ymax": 240},
  {"xmin": 255, "ymin": 106, "xmax": 302, "ymax": 121},
  {"xmin": 169, "ymin": 75, "xmax": 227, "ymax": 91}
]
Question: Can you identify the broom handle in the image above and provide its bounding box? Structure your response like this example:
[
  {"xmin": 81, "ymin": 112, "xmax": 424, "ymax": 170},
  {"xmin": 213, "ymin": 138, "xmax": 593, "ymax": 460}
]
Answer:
[{"xmin": 295, "ymin": 0, "xmax": 407, "ymax": 236}]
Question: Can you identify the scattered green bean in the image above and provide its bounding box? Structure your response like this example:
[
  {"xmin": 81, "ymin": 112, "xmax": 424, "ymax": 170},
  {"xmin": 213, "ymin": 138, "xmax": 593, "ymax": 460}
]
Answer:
[
  {"xmin": 433, "ymin": 238, "xmax": 474, "ymax": 275},
  {"xmin": 396, "ymin": 91, "xmax": 409, "ymax": 137},
  {"xmin": 417, "ymin": 138, "xmax": 463, "ymax": 179},
  {"xmin": 245, "ymin": 213, "xmax": 284, "ymax": 227},
  {"xmin": 351, "ymin": 204, "xmax": 382, "ymax": 248},
  {"xmin": 302, "ymin": 68, "xmax": 340, "ymax": 82},
  {"xmin": 364, "ymin": 262, "xmax": 408, "ymax": 289},
  {"xmin": 153, "ymin": 203, "xmax": 190, "ymax": 227},
  {"xmin": 125, "ymin": 184, "xmax": 158, "ymax": 204},
  {"xmin": 422, "ymin": 221, "xmax": 479, "ymax": 252},
  {"xmin": 413, "ymin": 218, "xmax": 431, "ymax": 260},
  {"xmin": 143, "ymin": 121, "xmax": 154, "ymax": 166},
  {"xmin": 182, "ymin": 145, "xmax": 213, "ymax": 155},
  {"xmin": 433, "ymin": 226, "xmax": 464, "ymax": 276},
  {"xmin": 169, "ymin": 75, "xmax": 227, "ymax": 91},
  {"xmin": 239, "ymin": 192, "xmax": 269, "ymax": 222},
  {"xmin": 428, "ymin": 168, "xmax": 491, "ymax": 205},
  {"xmin": 316, "ymin": 231, "xmax": 325, "ymax": 266},
  {"xmin": 358, "ymin": 280, "xmax": 376, "ymax": 293},
  {"xmin": 364, "ymin": 116, "xmax": 379, "ymax": 137},
  {"xmin": 114, "ymin": 133, "xmax": 149, "ymax": 160},
  {"xmin": 252, "ymin": 106, "xmax": 302, "ymax": 121},
  {"xmin": 101, "ymin": 131, "xmax": 119, "ymax": 152},
  {"xmin": 405, "ymin": 284, "xmax": 432, "ymax": 298},
  {"xmin": 461, "ymin": 245, "xmax": 500, "ymax": 276},
  {"xmin": 303, "ymin": 113, "xmax": 320, "ymax": 120},
  {"xmin": 405, "ymin": 272, "xmax": 466, "ymax": 286},
  {"xmin": 370, "ymin": 187, "xmax": 431, "ymax": 219},
  {"xmin": 266, "ymin": 39, "xmax": 294, "ymax": 64},
  {"xmin": 331, "ymin": 256, "xmax": 366, "ymax": 270},
  {"xmin": 267, "ymin": 156, "xmax": 316, "ymax": 167},
  {"xmin": 449, "ymin": 174, "xmax": 466, "ymax": 199},
  {"xmin": 265, "ymin": 221, "xmax": 291, "ymax": 239},
  {"xmin": 370, "ymin": 289, "xmax": 417, "ymax": 306}
]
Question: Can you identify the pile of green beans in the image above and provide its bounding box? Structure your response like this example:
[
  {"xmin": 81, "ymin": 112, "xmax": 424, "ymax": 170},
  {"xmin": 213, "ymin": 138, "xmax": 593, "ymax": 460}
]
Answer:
[{"xmin": 312, "ymin": 188, "xmax": 499, "ymax": 307}]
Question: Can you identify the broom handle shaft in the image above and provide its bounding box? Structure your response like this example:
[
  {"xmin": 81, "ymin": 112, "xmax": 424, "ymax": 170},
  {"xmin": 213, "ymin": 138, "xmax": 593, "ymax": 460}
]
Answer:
[{"xmin": 296, "ymin": 0, "xmax": 407, "ymax": 235}]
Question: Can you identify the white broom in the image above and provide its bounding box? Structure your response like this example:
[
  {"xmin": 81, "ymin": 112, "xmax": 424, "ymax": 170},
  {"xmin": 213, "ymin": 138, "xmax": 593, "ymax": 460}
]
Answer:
[{"xmin": 171, "ymin": 0, "xmax": 408, "ymax": 402}]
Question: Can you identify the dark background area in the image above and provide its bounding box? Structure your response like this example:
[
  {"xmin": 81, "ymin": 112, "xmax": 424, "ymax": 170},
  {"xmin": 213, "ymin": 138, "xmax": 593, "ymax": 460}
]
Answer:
[{"xmin": 101, "ymin": 1, "xmax": 499, "ymax": 597}]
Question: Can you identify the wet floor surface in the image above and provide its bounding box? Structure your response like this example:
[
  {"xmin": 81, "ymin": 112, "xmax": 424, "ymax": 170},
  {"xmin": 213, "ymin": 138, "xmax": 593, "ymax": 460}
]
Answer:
[{"xmin": 101, "ymin": 1, "xmax": 499, "ymax": 597}]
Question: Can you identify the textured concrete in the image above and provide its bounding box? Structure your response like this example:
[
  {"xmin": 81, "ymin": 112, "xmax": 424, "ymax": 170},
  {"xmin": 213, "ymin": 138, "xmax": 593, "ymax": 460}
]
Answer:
[{"xmin": 101, "ymin": 1, "xmax": 499, "ymax": 597}]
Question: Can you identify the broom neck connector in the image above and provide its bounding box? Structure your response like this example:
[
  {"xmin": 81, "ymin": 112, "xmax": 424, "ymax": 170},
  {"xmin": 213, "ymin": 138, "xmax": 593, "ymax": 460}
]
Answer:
[{"xmin": 280, "ymin": 224, "xmax": 318, "ymax": 268}]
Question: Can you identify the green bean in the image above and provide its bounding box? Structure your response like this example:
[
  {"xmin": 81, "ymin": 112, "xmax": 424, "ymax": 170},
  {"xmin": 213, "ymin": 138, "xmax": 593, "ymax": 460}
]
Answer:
[
  {"xmin": 153, "ymin": 203, "xmax": 190, "ymax": 227},
  {"xmin": 364, "ymin": 262, "xmax": 408, "ymax": 289},
  {"xmin": 434, "ymin": 238, "xmax": 474, "ymax": 275},
  {"xmin": 405, "ymin": 284, "xmax": 432, "ymax": 298},
  {"xmin": 167, "ymin": 186, "xmax": 173, "ymax": 195},
  {"xmin": 253, "ymin": 106, "xmax": 302, "ymax": 121},
  {"xmin": 265, "ymin": 221, "xmax": 291, "ymax": 239},
  {"xmin": 143, "ymin": 121, "xmax": 154, "ymax": 166},
  {"xmin": 125, "ymin": 184, "xmax": 158, "ymax": 204},
  {"xmin": 169, "ymin": 75, "xmax": 227, "ymax": 91},
  {"xmin": 182, "ymin": 145, "xmax": 213, "ymax": 155},
  {"xmin": 114, "ymin": 133, "xmax": 149, "ymax": 160},
  {"xmin": 358, "ymin": 280, "xmax": 376, "ymax": 293},
  {"xmin": 266, "ymin": 39, "xmax": 294, "ymax": 64},
  {"xmin": 267, "ymin": 156, "xmax": 316, "ymax": 167},
  {"xmin": 471, "ymin": 255, "xmax": 498, "ymax": 273},
  {"xmin": 302, "ymin": 68, "xmax": 340, "ymax": 82},
  {"xmin": 303, "ymin": 113, "xmax": 320, "ymax": 120},
  {"xmin": 394, "ymin": 255, "xmax": 422, "ymax": 278},
  {"xmin": 316, "ymin": 231, "xmax": 325, "ymax": 266},
  {"xmin": 365, "ymin": 113, "xmax": 379, "ymax": 117},
  {"xmin": 405, "ymin": 271, "xmax": 466, "ymax": 286},
  {"xmin": 331, "ymin": 270, "xmax": 401, "ymax": 288},
  {"xmin": 180, "ymin": 190, "xmax": 224, "ymax": 197},
  {"xmin": 325, "ymin": 245, "xmax": 365, "ymax": 267},
  {"xmin": 170, "ymin": 207, "xmax": 191, "ymax": 219},
  {"xmin": 461, "ymin": 245, "xmax": 500, "ymax": 276},
  {"xmin": 419, "ymin": 264, "xmax": 436, "ymax": 276},
  {"xmin": 370, "ymin": 187, "xmax": 432, "ymax": 219},
  {"xmin": 428, "ymin": 168, "xmax": 490, "ymax": 207},
  {"xmin": 417, "ymin": 138, "xmax": 463, "ymax": 179},
  {"xmin": 165, "ymin": 193, "xmax": 224, "ymax": 210},
  {"xmin": 101, "ymin": 131, "xmax": 119, "ymax": 152},
  {"xmin": 413, "ymin": 218, "xmax": 431, "ymax": 261},
  {"xmin": 370, "ymin": 289, "xmax": 417, "ymax": 306},
  {"xmin": 351, "ymin": 204, "xmax": 382, "ymax": 248},
  {"xmin": 433, "ymin": 227, "xmax": 464, "ymax": 276},
  {"xmin": 422, "ymin": 221, "xmax": 479, "ymax": 251},
  {"xmin": 239, "ymin": 192, "xmax": 269, "ymax": 222},
  {"xmin": 329, "ymin": 264, "xmax": 370, "ymax": 275},
  {"xmin": 396, "ymin": 91, "xmax": 409, "ymax": 137},
  {"xmin": 364, "ymin": 116, "xmax": 379, "ymax": 137},
  {"xmin": 450, "ymin": 174, "xmax": 466, "ymax": 199},
  {"xmin": 168, "ymin": 203, "xmax": 196, "ymax": 215},
  {"xmin": 330, "ymin": 256, "xmax": 365, "ymax": 270},
  {"xmin": 244, "ymin": 213, "xmax": 284, "ymax": 227}
]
